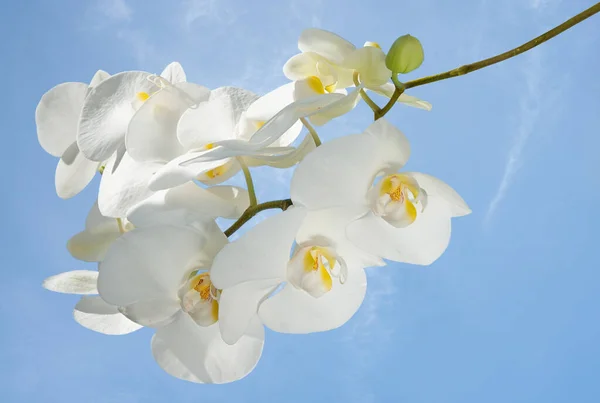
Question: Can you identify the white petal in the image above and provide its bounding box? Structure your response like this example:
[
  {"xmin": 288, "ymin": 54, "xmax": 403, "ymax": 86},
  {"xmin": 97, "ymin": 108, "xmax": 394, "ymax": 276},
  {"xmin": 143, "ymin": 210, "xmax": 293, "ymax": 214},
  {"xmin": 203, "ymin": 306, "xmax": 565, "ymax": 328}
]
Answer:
[
  {"xmin": 344, "ymin": 46, "xmax": 391, "ymax": 88},
  {"xmin": 242, "ymin": 93, "xmax": 345, "ymax": 149},
  {"xmin": 78, "ymin": 71, "xmax": 159, "ymax": 161},
  {"xmin": 127, "ymin": 82, "xmax": 210, "ymax": 162},
  {"xmin": 218, "ymin": 279, "xmax": 280, "ymax": 345},
  {"xmin": 74, "ymin": 296, "xmax": 142, "ymax": 335},
  {"xmin": 127, "ymin": 182, "xmax": 248, "ymax": 226},
  {"xmin": 346, "ymin": 196, "xmax": 452, "ymax": 265},
  {"xmin": 55, "ymin": 141, "xmax": 99, "ymax": 199},
  {"xmin": 210, "ymin": 207, "xmax": 307, "ymax": 289},
  {"xmin": 89, "ymin": 70, "xmax": 111, "ymax": 87},
  {"xmin": 246, "ymin": 132, "xmax": 316, "ymax": 168},
  {"xmin": 408, "ymin": 172, "xmax": 471, "ymax": 217},
  {"xmin": 259, "ymin": 265, "xmax": 366, "ymax": 334},
  {"xmin": 370, "ymin": 83, "xmax": 432, "ymax": 111},
  {"xmin": 308, "ymin": 87, "xmax": 362, "ymax": 126},
  {"xmin": 297, "ymin": 208, "xmax": 385, "ymax": 268},
  {"xmin": 67, "ymin": 229, "xmax": 121, "ymax": 262},
  {"xmin": 119, "ymin": 299, "xmax": 181, "ymax": 328},
  {"xmin": 98, "ymin": 152, "xmax": 161, "ymax": 218},
  {"xmin": 245, "ymin": 83, "xmax": 295, "ymax": 121},
  {"xmin": 43, "ymin": 270, "xmax": 98, "ymax": 295},
  {"xmin": 291, "ymin": 118, "xmax": 411, "ymax": 209},
  {"xmin": 160, "ymin": 62, "xmax": 187, "ymax": 83},
  {"xmin": 98, "ymin": 225, "xmax": 214, "ymax": 307},
  {"xmin": 152, "ymin": 312, "xmax": 263, "ymax": 384},
  {"xmin": 177, "ymin": 87, "xmax": 258, "ymax": 149},
  {"xmin": 283, "ymin": 52, "xmax": 320, "ymax": 81},
  {"xmin": 147, "ymin": 151, "xmax": 232, "ymax": 191},
  {"xmin": 298, "ymin": 28, "xmax": 356, "ymax": 64},
  {"xmin": 36, "ymin": 82, "xmax": 88, "ymax": 157},
  {"xmin": 84, "ymin": 201, "xmax": 120, "ymax": 233},
  {"xmin": 204, "ymin": 186, "xmax": 250, "ymax": 218}
]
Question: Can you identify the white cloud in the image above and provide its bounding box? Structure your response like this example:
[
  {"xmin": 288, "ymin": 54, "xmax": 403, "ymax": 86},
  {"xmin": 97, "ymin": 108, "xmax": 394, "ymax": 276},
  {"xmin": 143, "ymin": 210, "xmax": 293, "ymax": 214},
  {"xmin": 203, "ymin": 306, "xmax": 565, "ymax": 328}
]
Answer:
[
  {"xmin": 115, "ymin": 29, "xmax": 157, "ymax": 67},
  {"xmin": 182, "ymin": 0, "xmax": 239, "ymax": 29},
  {"xmin": 97, "ymin": 0, "xmax": 133, "ymax": 23},
  {"xmin": 484, "ymin": 50, "xmax": 543, "ymax": 227}
]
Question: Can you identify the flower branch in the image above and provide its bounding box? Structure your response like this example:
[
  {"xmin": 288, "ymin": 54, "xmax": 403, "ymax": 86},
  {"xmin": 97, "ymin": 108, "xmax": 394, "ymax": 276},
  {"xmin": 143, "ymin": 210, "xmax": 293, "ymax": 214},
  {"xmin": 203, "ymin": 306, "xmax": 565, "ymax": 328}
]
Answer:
[
  {"xmin": 224, "ymin": 199, "xmax": 293, "ymax": 237},
  {"xmin": 403, "ymin": 2, "xmax": 600, "ymax": 90}
]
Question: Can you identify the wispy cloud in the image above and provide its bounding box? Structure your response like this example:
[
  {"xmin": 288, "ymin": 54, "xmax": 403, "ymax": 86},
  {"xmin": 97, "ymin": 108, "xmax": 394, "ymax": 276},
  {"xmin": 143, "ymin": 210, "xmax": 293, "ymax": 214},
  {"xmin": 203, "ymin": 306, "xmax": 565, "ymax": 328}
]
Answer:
[
  {"xmin": 116, "ymin": 29, "xmax": 157, "ymax": 67},
  {"xmin": 484, "ymin": 50, "xmax": 543, "ymax": 227},
  {"xmin": 182, "ymin": 0, "xmax": 239, "ymax": 30},
  {"xmin": 100, "ymin": 0, "xmax": 133, "ymax": 22}
]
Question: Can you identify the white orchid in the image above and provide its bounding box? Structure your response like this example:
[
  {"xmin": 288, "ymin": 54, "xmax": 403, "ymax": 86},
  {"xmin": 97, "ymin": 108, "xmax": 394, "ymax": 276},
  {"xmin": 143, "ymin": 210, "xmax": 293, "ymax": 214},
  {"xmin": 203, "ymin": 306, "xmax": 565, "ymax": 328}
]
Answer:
[
  {"xmin": 291, "ymin": 118, "xmax": 471, "ymax": 265},
  {"xmin": 34, "ymin": 21, "xmax": 480, "ymax": 386},
  {"xmin": 77, "ymin": 62, "xmax": 189, "ymax": 164},
  {"xmin": 97, "ymin": 207, "xmax": 263, "ymax": 383},
  {"xmin": 283, "ymin": 28, "xmax": 432, "ymax": 126},
  {"xmin": 210, "ymin": 206, "xmax": 384, "ymax": 343},
  {"xmin": 146, "ymin": 84, "xmax": 320, "ymax": 191},
  {"xmin": 67, "ymin": 201, "xmax": 132, "ymax": 262},
  {"xmin": 43, "ymin": 270, "xmax": 142, "ymax": 335},
  {"xmin": 36, "ymin": 70, "xmax": 109, "ymax": 199}
]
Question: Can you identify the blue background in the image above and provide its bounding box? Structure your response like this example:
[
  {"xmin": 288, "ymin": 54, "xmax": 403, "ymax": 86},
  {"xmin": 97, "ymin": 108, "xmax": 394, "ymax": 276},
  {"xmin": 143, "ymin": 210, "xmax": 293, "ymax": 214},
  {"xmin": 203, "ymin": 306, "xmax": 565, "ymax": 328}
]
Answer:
[{"xmin": 1, "ymin": 0, "xmax": 599, "ymax": 401}]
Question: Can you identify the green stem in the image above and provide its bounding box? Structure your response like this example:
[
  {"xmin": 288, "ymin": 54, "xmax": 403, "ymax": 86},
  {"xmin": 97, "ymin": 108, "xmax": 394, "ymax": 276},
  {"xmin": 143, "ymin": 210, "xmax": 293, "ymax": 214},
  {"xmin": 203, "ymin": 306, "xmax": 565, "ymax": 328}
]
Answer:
[
  {"xmin": 224, "ymin": 199, "xmax": 293, "ymax": 237},
  {"xmin": 353, "ymin": 72, "xmax": 381, "ymax": 116},
  {"xmin": 238, "ymin": 158, "xmax": 257, "ymax": 207},
  {"xmin": 375, "ymin": 77, "xmax": 406, "ymax": 120},
  {"xmin": 403, "ymin": 2, "xmax": 600, "ymax": 90},
  {"xmin": 300, "ymin": 117, "xmax": 322, "ymax": 146}
]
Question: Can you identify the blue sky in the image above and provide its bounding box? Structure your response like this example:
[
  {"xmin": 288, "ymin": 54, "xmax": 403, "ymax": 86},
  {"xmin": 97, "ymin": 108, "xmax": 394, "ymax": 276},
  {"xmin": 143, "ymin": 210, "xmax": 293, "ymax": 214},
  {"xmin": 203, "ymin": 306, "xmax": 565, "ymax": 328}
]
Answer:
[{"xmin": 1, "ymin": 0, "xmax": 600, "ymax": 401}]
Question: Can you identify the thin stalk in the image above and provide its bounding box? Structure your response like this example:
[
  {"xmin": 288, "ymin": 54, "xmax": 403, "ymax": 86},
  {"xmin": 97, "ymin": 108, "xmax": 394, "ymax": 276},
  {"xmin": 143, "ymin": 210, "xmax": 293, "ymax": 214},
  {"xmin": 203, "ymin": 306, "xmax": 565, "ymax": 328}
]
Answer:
[
  {"xmin": 300, "ymin": 117, "xmax": 322, "ymax": 146},
  {"xmin": 224, "ymin": 199, "xmax": 293, "ymax": 237},
  {"xmin": 238, "ymin": 158, "xmax": 257, "ymax": 207},
  {"xmin": 403, "ymin": 2, "xmax": 600, "ymax": 89}
]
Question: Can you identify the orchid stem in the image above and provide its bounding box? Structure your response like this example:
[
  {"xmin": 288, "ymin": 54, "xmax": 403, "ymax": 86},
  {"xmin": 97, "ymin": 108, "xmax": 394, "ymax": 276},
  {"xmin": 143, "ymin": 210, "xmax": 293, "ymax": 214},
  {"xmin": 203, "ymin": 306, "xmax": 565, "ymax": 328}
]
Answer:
[
  {"xmin": 224, "ymin": 199, "xmax": 293, "ymax": 237},
  {"xmin": 375, "ymin": 77, "xmax": 405, "ymax": 120},
  {"xmin": 238, "ymin": 158, "xmax": 257, "ymax": 207},
  {"xmin": 403, "ymin": 2, "xmax": 600, "ymax": 90},
  {"xmin": 353, "ymin": 72, "xmax": 381, "ymax": 116},
  {"xmin": 300, "ymin": 117, "xmax": 322, "ymax": 147}
]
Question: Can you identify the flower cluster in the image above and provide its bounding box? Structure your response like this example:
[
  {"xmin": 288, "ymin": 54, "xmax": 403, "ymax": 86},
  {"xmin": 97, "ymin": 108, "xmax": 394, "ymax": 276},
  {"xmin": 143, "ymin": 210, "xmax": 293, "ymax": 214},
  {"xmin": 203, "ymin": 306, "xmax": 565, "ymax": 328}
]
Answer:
[{"xmin": 38, "ymin": 28, "xmax": 470, "ymax": 384}]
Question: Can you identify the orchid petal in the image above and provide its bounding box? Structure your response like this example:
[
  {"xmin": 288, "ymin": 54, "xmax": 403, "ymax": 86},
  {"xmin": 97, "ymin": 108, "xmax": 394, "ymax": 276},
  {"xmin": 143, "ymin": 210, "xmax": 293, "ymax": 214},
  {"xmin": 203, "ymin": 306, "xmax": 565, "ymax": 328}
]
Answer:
[
  {"xmin": 298, "ymin": 28, "xmax": 356, "ymax": 64},
  {"xmin": 160, "ymin": 62, "xmax": 187, "ymax": 84},
  {"xmin": 210, "ymin": 207, "xmax": 307, "ymax": 289},
  {"xmin": 78, "ymin": 71, "xmax": 159, "ymax": 161},
  {"xmin": 74, "ymin": 296, "xmax": 142, "ymax": 335},
  {"xmin": 36, "ymin": 82, "xmax": 87, "ymax": 157},
  {"xmin": 346, "ymin": 196, "xmax": 452, "ymax": 265},
  {"xmin": 259, "ymin": 265, "xmax": 366, "ymax": 334},
  {"xmin": 152, "ymin": 312, "xmax": 263, "ymax": 384},
  {"xmin": 291, "ymin": 118, "xmax": 411, "ymax": 209},
  {"xmin": 43, "ymin": 270, "xmax": 98, "ymax": 295},
  {"xmin": 55, "ymin": 141, "xmax": 99, "ymax": 199}
]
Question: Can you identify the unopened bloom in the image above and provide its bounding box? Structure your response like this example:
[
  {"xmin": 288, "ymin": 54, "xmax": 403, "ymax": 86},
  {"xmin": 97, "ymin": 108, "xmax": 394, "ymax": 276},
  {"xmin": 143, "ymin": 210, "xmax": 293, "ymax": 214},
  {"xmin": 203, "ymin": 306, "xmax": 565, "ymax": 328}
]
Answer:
[
  {"xmin": 210, "ymin": 206, "xmax": 383, "ymax": 343},
  {"xmin": 386, "ymin": 34, "xmax": 424, "ymax": 74},
  {"xmin": 36, "ymin": 70, "xmax": 109, "ymax": 198},
  {"xmin": 291, "ymin": 118, "xmax": 471, "ymax": 265}
]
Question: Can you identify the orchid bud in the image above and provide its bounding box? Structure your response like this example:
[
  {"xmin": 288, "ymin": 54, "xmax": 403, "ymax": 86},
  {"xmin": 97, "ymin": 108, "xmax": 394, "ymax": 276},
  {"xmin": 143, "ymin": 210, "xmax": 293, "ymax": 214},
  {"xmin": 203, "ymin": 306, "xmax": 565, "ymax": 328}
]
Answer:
[{"xmin": 385, "ymin": 34, "xmax": 424, "ymax": 74}]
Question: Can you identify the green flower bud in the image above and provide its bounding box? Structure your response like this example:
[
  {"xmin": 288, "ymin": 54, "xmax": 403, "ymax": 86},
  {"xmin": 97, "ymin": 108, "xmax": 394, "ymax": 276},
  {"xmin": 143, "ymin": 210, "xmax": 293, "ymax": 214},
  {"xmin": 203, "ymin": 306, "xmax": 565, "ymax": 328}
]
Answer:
[{"xmin": 385, "ymin": 34, "xmax": 424, "ymax": 74}]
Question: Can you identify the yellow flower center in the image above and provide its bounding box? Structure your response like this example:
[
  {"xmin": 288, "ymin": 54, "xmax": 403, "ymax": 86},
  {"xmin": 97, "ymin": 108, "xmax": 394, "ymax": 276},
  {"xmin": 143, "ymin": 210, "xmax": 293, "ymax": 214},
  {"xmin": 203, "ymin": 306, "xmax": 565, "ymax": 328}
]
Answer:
[
  {"xmin": 307, "ymin": 76, "xmax": 336, "ymax": 95},
  {"xmin": 136, "ymin": 91, "xmax": 151, "ymax": 102},
  {"xmin": 205, "ymin": 164, "xmax": 228, "ymax": 179},
  {"xmin": 181, "ymin": 272, "xmax": 220, "ymax": 326}
]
